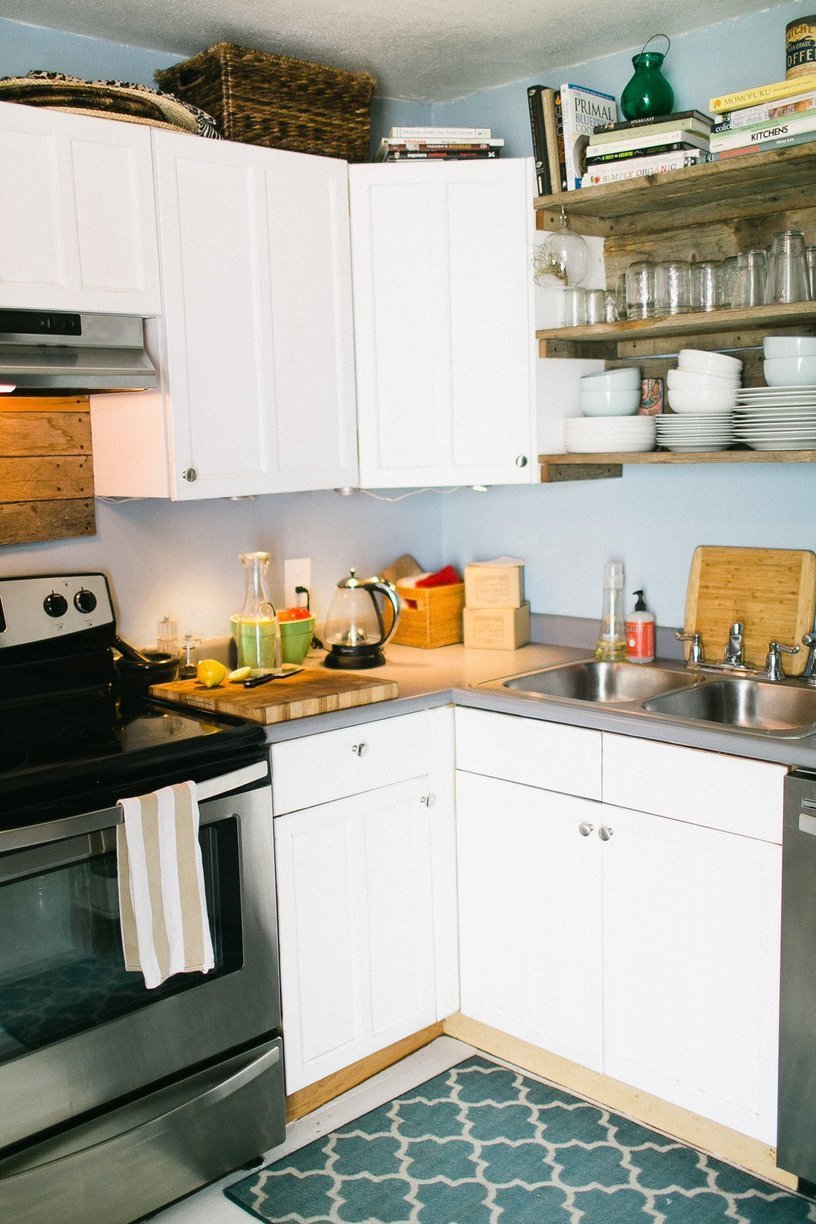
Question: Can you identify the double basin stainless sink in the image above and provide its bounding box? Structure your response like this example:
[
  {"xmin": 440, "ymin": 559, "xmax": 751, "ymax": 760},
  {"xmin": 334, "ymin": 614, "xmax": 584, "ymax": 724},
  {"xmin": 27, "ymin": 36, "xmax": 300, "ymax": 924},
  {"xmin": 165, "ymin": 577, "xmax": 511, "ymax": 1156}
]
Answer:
[{"xmin": 481, "ymin": 659, "xmax": 816, "ymax": 739}]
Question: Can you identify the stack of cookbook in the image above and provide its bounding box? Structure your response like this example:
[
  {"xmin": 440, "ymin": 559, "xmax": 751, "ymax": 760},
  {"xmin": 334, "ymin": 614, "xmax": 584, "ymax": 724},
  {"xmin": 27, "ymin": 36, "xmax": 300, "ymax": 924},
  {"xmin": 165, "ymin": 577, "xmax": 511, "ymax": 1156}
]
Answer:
[
  {"xmin": 373, "ymin": 126, "xmax": 503, "ymax": 161},
  {"xmin": 580, "ymin": 110, "xmax": 713, "ymax": 186},
  {"xmin": 708, "ymin": 74, "xmax": 816, "ymax": 160}
]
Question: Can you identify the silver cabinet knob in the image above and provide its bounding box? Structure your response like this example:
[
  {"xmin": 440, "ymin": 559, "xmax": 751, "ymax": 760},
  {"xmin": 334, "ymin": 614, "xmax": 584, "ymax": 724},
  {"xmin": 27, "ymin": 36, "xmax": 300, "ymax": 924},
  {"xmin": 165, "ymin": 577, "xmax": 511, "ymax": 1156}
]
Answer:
[
  {"xmin": 351, "ymin": 742, "xmax": 368, "ymax": 756},
  {"xmin": 181, "ymin": 468, "xmax": 198, "ymax": 482},
  {"xmin": 515, "ymin": 455, "xmax": 528, "ymax": 468},
  {"xmin": 598, "ymin": 825, "xmax": 614, "ymax": 841},
  {"xmin": 578, "ymin": 822, "xmax": 594, "ymax": 837},
  {"xmin": 420, "ymin": 793, "xmax": 435, "ymax": 807}
]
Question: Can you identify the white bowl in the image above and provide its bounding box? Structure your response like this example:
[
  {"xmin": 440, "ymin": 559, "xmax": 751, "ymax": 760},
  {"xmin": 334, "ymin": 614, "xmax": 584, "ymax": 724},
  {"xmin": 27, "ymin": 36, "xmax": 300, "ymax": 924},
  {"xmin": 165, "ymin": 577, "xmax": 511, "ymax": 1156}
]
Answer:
[
  {"xmin": 763, "ymin": 356, "xmax": 816, "ymax": 386},
  {"xmin": 580, "ymin": 366, "xmax": 641, "ymax": 388},
  {"xmin": 763, "ymin": 335, "xmax": 816, "ymax": 358},
  {"xmin": 677, "ymin": 348, "xmax": 743, "ymax": 376},
  {"xmin": 580, "ymin": 387, "xmax": 640, "ymax": 417},
  {"xmin": 666, "ymin": 368, "xmax": 739, "ymax": 408}
]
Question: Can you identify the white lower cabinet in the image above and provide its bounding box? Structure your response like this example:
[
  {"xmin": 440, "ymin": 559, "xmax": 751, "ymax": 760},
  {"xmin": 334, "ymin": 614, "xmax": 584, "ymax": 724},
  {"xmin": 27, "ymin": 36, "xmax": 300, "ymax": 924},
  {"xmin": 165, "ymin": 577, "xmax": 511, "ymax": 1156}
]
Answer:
[
  {"xmin": 272, "ymin": 709, "xmax": 457, "ymax": 1094},
  {"xmin": 455, "ymin": 708, "xmax": 785, "ymax": 1145}
]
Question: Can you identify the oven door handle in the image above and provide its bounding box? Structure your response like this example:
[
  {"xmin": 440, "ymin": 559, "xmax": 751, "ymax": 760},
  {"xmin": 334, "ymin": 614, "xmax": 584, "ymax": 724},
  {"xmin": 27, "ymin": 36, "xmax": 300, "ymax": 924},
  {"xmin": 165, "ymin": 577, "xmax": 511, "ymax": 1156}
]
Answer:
[
  {"xmin": 0, "ymin": 760, "xmax": 269, "ymax": 853},
  {"xmin": 0, "ymin": 1038, "xmax": 281, "ymax": 1182}
]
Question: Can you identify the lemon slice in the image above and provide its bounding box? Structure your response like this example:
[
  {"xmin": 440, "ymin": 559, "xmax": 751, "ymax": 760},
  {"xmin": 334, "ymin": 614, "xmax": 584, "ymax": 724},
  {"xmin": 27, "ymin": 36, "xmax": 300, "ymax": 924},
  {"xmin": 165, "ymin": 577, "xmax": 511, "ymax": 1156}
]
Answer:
[
  {"xmin": 227, "ymin": 666, "xmax": 252, "ymax": 682},
  {"xmin": 197, "ymin": 659, "xmax": 228, "ymax": 689}
]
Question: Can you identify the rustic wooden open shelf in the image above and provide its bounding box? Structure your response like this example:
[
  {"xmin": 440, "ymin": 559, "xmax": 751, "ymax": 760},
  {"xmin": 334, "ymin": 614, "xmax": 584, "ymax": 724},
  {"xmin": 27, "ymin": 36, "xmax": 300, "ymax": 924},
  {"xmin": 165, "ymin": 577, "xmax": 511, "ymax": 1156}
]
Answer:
[
  {"xmin": 533, "ymin": 142, "xmax": 816, "ymax": 238},
  {"xmin": 532, "ymin": 142, "xmax": 816, "ymax": 479},
  {"xmin": 537, "ymin": 448, "xmax": 816, "ymax": 483},
  {"xmin": 538, "ymin": 302, "xmax": 816, "ymax": 360}
]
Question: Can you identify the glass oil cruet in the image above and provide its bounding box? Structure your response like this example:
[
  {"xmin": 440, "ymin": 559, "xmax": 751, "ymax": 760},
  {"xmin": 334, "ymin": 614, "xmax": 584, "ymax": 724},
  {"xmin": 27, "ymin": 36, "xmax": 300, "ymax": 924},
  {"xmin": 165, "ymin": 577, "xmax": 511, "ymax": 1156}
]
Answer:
[{"xmin": 231, "ymin": 551, "xmax": 281, "ymax": 672}]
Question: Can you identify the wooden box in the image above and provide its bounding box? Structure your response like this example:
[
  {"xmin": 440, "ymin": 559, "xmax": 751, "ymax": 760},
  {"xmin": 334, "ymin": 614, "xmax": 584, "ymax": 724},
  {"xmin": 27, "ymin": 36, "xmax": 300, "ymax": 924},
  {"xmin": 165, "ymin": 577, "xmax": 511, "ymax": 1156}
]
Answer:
[
  {"xmin": 464, "ymin": 602, "xmax": 531, "ymax": 650},
  {"xmin": 155, "ymin": 42, "xmax": 376, "ymax": 162},
  {"xmin": 392, "ymin": 582, "xmax": 465, "ymax": 649}
]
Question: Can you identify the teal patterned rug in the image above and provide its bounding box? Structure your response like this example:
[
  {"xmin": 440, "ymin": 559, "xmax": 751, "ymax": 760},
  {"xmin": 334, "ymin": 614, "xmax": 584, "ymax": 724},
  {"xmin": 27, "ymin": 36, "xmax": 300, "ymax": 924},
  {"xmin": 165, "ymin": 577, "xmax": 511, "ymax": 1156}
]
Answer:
[{"xmin": 226, "ymin": 1055, "xmax": 816, "ymax": 1223}]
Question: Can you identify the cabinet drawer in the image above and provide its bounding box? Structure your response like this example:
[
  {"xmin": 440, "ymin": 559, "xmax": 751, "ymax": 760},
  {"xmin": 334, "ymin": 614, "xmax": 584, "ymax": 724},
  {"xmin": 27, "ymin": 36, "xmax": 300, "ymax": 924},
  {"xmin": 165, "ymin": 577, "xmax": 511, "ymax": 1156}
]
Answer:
[
  {"xmin": 455, "ymin": 708, "xmax": 601, "ymax": 800},
  {"xmin": 602, "ymin": 734, "xmax": 786, "ymax": 842},
  {"xmin": 271, "ymin": 711, "xmax": 429, "ymax": 813}
]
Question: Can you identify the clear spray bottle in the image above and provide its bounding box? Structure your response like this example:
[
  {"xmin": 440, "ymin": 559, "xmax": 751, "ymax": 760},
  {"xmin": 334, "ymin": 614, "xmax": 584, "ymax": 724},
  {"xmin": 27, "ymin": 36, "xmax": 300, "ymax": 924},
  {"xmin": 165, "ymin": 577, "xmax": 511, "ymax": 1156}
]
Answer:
[{"xmin": 594, "ymin": 561, "xmax": 627, "ymax": 662}]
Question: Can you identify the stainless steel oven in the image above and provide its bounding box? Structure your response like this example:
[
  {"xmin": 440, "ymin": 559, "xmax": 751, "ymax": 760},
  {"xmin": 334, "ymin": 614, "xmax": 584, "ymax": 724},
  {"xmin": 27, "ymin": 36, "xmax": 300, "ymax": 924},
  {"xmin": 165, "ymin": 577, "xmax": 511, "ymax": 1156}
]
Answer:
[{"xmin": 0, "ymin": 574, "xmax": 286, "ymax": 1223}]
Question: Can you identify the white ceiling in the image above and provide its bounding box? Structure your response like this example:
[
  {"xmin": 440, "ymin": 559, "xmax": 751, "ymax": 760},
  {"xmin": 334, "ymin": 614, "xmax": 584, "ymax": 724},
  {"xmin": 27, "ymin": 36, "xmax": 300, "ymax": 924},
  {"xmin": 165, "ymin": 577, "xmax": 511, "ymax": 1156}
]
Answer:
[{"xmin": 8, "ymin": 0, "xmax": 772, "ymax": 102}]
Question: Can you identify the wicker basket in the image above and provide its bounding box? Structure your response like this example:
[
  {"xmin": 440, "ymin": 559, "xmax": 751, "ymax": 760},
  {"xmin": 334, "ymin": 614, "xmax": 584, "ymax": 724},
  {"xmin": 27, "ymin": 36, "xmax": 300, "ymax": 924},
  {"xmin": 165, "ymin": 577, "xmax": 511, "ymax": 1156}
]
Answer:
[
  {"xmin": 155, "ymin": 42, "xmax": 376, "ymax": 161},
  {"xmin": 392, "ymin": 582, "xmax": 465, "ymax": 649}
]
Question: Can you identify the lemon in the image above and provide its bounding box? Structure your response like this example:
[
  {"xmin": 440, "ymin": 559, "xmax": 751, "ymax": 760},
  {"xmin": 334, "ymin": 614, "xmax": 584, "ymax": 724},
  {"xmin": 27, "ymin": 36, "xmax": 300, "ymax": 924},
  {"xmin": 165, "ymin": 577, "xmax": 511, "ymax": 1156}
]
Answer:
[
  {"xmin": 197, "ymin": 659, "xmax": 228, "ymax": 689},
  {"xmin": 227, "ymin": 666, "xmax": 252, "ymax": 682}
]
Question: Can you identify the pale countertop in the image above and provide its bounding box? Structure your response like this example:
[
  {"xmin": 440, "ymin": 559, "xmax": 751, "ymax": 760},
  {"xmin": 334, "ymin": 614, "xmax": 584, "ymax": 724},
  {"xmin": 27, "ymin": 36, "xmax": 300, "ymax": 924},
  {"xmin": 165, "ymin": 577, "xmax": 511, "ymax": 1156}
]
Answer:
[{"xmin": 264, "ymin": 641, "xmax": 816, "ymax": 772}]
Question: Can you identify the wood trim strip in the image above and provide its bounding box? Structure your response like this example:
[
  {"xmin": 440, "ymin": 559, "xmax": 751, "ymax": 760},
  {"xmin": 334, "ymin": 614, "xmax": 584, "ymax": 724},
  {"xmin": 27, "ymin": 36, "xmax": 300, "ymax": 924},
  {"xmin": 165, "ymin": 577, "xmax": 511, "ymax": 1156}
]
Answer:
[
  {"xmin": 442, "ymin": 1013, "xmax": 797, "ymax": 1192},
  {"xmin": 0, "ymin": 455, "xmax": 93, "ymax": 500},
  {"xmin": 284, "ymin": 1023, "xmax": 444, "ymax": 1123},
  {"xmin": 0, "ymin": 411, "xmax": 91, "ymax": 456},
  {"xmin": 0, "ymin": 396, "xmax": 89, "ymax": 413}
]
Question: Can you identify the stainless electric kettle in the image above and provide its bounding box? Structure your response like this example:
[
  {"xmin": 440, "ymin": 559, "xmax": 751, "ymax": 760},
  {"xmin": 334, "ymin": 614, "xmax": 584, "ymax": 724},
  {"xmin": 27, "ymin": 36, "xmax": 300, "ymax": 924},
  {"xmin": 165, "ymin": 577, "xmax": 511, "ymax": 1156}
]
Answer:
[{"xmin": 323, "ymin": 569, "xmax": 401, "ymax": 669}]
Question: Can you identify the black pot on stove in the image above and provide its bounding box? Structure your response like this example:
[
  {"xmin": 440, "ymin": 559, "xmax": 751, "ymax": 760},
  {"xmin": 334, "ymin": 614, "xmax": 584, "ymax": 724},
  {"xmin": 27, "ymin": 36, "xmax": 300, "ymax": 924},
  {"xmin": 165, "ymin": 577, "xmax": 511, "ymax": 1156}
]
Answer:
[{"xmin": 114, "ymin": 635, "xmax": 179, "ymax": 698}]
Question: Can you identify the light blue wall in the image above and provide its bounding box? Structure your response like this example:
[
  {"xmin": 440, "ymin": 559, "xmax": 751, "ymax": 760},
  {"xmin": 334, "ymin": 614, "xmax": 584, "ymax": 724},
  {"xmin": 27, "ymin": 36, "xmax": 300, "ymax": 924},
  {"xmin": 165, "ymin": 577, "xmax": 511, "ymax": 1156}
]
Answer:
[
  {"xmin": 1, "ymin": 8, "xmax": 814, "ymax": 643},
  {"xmin": 429, "ymin": 3, "xmax": 812, "ymax": 157}
]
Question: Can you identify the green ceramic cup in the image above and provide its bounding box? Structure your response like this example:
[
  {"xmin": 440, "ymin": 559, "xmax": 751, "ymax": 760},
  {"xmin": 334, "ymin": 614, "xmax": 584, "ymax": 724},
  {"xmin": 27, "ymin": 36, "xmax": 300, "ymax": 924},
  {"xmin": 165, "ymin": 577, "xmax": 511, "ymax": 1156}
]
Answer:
[{"xmin": 279, "ymin": 613, "xmax": 315, "ymax": 665}]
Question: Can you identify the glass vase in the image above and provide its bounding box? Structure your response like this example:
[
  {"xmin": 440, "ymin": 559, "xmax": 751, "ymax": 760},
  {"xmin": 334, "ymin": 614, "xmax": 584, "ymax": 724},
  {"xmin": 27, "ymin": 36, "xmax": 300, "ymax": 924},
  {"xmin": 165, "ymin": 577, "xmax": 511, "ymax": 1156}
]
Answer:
[{"xmin": 621, "ymin": 36, "xmax": 674, "ymax": 121}]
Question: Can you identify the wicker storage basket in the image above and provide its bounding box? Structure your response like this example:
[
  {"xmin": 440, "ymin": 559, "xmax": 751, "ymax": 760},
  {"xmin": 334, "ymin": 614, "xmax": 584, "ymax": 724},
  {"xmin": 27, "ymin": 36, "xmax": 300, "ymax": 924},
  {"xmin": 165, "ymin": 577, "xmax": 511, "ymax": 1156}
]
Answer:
[
  {"xmin": 392, "ymin": 582, "xmax": 465, "ymax": 649},
  {"xmin": 155, "ymin": 42, "xmax": 376, "ymax": 161}
]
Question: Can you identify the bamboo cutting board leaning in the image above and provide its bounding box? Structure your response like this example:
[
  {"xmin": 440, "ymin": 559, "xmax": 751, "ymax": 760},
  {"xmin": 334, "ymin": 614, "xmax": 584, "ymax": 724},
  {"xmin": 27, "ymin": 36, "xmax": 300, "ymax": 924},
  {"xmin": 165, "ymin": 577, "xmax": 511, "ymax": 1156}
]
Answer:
[
  {"xmin": 684, "ymin": 546, "xmax": 816, "ymax": 676},
  {"xmin": 149, "ymin": 667, "xmax": 399, "ymax": 724}
]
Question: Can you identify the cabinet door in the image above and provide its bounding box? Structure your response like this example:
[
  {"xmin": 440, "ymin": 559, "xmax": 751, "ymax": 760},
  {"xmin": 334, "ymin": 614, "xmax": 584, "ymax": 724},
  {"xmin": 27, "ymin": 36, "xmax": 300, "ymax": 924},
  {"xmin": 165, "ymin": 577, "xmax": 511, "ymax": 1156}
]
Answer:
[
  {"xmin": 350, "ymin": 159, "xmax": 536, "ymax": 487},
  {"xmin": 456, "ymin": 770, "xmax": 604, "ymax": 1070},
  {"xmin": 602, "ymin": 804, "xmax": 781, "ymax": 1144},
  {"xmin": 0, "ymin": 101, "xmax": 160, "ymax": 315},
  {"xmin": 275, "ymin": 777, "xmax": 437, "ymax": 1094},
  {"xmin": 110, "ymin": 132, "xmax": 357, "ymax": 500}
]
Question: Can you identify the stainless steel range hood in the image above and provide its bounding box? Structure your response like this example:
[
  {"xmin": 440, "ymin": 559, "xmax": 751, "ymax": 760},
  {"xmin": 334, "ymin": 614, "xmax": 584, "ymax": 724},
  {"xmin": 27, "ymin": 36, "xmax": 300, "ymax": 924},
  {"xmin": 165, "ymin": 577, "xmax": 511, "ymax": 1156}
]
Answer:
[{"xmin": 0, "ymin": 309, "xmax": 158, "ymax": 391}]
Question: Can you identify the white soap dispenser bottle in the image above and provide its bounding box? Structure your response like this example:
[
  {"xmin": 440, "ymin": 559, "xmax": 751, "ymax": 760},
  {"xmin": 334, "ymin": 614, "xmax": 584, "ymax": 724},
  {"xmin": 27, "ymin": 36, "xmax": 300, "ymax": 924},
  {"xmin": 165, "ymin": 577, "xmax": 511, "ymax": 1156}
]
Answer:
[{"xmin": 625, "ymin": 589, "xmax": 655, "ymax": 664}]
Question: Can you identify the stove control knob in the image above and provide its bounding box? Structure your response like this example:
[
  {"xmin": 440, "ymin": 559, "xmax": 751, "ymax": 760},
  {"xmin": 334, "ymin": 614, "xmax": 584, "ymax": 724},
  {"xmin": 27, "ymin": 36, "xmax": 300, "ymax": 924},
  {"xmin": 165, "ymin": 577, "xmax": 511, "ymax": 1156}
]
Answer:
[
  {"xmin": 44, "ymin": 592, "xmax": 68, "ymax": 618},
  {"xmin": 74, "ymin": 588, "xmax": 97, "ymax": 614}
]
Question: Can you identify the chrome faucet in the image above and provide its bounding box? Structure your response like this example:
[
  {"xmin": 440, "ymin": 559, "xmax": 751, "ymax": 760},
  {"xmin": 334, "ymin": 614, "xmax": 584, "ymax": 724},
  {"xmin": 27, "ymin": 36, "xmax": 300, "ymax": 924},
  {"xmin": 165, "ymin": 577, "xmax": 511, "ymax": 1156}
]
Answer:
[
  {"xmin": 675, "ymin": 630, "xmax": 704, "ymax": 665},
  {"xmin": 764, "ymin": 640, "xmax": 800, "ymax": 681},
  {"xmin": 802, "ymin": 633, "xmax": 816, "ymax": 686},
  {"xmin": 723, "ymin": 622, "xmax": 745, "ymax": 668}
]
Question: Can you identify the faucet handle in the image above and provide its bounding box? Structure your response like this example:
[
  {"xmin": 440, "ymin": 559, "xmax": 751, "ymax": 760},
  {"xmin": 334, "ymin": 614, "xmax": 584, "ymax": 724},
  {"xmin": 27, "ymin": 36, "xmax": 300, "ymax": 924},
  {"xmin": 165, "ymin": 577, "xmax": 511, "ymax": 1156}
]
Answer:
[
  {"xmin": 765, "ymin": 640, "xmax": 800, "ymax": 681},
  {"xmin": 675, "ymin": 630, "xmax": 704, "ymax": 664}
]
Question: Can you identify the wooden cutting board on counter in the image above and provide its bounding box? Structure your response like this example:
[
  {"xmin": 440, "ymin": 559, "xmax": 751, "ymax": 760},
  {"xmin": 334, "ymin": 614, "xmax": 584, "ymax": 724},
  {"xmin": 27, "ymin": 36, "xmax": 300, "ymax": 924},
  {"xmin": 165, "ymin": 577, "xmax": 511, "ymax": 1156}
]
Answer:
[
  {"xmin": 684, "ymin": 546, "xmax": 816, "ymax": 676},
  {"xmin": 149, "ymin": 668, "xmax": 399, "ymax": 724}
]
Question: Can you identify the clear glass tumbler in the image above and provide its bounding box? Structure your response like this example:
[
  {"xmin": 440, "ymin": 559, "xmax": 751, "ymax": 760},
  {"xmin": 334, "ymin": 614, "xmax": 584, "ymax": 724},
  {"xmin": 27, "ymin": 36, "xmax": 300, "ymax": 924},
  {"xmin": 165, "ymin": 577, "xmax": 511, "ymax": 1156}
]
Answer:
[
  {"xmin": 655, "ymin": 260, "xmax": 692, "ymax": 315},
  {"xmin": 765, "ymin": 230, "xmax": 810, "ymax": 304},
  {"xmin": 626, "ymin": 260, "xmax": 656, "ymax": 319},
  {"xmin": 562, "ymin": 286, "xmax": 587, "ymax": 327},
  {"xmin": 807, "ymin": 245, "xmax": 816, "ymax": 302},
  {"xmin": 585, "ymin": 289, "xmax": 607, "ymax": 325},
  {"xmin": 691, "ymin": 260, "xmax": 722, "ymax": 312},
  {"xmin": 732, "ymin": 249, "xmax": 767, "ymax": 308}
]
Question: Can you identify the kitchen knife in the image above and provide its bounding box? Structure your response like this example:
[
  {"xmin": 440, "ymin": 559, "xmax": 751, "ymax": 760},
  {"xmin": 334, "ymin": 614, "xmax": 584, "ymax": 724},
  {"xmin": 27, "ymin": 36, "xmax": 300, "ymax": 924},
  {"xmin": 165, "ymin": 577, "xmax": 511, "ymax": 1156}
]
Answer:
[{"xmin": 242, "ymin": 666, "xmax": 304, "ymax": 688}]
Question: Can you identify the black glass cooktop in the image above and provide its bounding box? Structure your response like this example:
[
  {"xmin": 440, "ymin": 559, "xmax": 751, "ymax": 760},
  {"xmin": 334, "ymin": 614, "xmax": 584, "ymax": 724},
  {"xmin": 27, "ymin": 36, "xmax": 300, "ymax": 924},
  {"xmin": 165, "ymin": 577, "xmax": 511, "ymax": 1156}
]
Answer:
[{"xmin": 0, "ymin": 691, "xmax": 267, "ymax": 827}]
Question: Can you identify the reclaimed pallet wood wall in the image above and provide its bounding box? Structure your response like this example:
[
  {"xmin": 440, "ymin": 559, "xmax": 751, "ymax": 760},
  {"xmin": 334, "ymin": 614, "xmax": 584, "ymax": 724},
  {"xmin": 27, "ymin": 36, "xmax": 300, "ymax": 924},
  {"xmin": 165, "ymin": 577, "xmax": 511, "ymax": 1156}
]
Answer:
[{"xmin": 0, "ymin": 396, "xmax": 95, "ymax": 546}]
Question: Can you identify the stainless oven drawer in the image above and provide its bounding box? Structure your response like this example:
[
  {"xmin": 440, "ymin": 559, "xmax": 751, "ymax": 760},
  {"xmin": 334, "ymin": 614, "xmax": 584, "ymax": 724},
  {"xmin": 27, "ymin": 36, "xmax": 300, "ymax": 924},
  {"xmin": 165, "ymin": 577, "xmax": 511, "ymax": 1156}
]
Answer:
[{"xmin": 0, "ymin": 1036, "xmax": 285, "ymax": 1224}]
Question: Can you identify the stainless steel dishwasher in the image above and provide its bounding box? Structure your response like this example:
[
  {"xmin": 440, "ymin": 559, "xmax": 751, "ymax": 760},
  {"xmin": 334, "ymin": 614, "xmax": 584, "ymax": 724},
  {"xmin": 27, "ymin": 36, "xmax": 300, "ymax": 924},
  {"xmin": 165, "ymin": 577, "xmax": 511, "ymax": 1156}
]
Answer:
[{"xmin": 778, "ymin": 766, "xmax": 816, "ymax": 1184}]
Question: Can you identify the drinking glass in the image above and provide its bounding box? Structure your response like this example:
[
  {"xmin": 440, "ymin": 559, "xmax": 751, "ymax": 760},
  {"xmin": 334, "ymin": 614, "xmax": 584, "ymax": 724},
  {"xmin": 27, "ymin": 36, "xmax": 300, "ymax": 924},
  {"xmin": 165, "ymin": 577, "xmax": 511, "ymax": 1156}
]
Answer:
[
  {"xmin": 731, "ymin": 249, "xmax": 767, "ymax": 308},
  {"xmin": 721, "ymin": 256, "xmax": 738, "ymax": 309},
  {"xmin": 562, "ymin": 286, "xmax": 587, "ymax": 326},
  {"xmin": 626, "ymin": 260, "xmax": 656, "ymax": 319},
  {"xmin": 765, "ymin": 230, "xmax": 810, "ymax": 304},
  {"xmin": 655, "ymin": 260, "xmax": 692, "ymax": 315},
  {"xmin": 691, "ymin": 260, "xmax": 722, "ymax": 312},
  {"xmin": 807, "ymin": 245, "xmax": 816, "ymax": 302},
  {"xmin": 604, "ymin": 290, "xmax": 619, "ymax": 323},
  {"xmin": 615, "ymin": 273, "xmax": 628, "ymax": 321},
  {"xmin": 585, "ymin": 289, "xmax": 607, "ymax": 325}
]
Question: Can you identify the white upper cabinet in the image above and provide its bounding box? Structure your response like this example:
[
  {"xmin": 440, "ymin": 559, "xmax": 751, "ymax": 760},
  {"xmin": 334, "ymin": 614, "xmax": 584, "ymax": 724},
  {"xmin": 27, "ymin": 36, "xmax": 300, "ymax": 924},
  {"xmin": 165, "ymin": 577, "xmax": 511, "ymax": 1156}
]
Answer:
[
  {"xmin": 0, "ymin": 101, "xmax": 160, "ymax": 316},
  {"xmin": 349, "ymin": 159, "xmax": 537, "ymax": 488},
  {"xmin": 93, "ymin": 130, "xmax": 358, "ymax": 499}
]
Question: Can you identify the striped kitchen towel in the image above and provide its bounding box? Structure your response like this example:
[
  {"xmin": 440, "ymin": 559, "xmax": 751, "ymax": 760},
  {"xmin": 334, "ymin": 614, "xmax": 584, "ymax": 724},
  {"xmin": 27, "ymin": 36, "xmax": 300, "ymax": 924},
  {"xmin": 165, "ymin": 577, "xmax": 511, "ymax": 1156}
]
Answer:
[{"xmin": 116, "ymin": 781, "xmax": 214, "ymax": 989}]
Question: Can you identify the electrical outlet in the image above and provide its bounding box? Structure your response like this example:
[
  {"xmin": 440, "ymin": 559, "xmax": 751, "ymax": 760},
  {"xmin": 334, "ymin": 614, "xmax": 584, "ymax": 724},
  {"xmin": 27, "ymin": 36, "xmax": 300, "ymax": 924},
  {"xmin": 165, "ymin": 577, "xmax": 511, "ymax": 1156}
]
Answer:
[{"xmin": 283, "ymin": 558, "xmax": 312, "ymax": 609}]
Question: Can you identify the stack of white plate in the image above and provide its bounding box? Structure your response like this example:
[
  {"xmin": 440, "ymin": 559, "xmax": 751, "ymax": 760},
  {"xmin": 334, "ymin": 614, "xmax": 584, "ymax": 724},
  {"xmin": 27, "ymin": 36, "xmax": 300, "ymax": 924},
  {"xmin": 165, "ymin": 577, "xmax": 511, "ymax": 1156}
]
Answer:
[
  {"xmin": 733, "ymin": 385, "xmax": 816, "ymax": 451},
  {"xmin": 655, "ymin": 412, "xmax": 734, "ymax": 453},
  {"xmin": 564, "ymin": 415, "xmax": 656, "ymax": 454}
]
